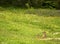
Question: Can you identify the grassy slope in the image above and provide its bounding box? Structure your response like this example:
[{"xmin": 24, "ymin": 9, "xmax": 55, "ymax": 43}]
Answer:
[{"xmin": 0, "ymin": 7, "xmax": 60, "ymax": 44}]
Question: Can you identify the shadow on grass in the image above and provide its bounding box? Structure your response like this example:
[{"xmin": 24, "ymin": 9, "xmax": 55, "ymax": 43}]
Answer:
[
  {"xmin": 24, "ymin": 9, "xmax": 60, "ymax": 17},
  {"xmin": 0, "ymin": 5, "xmax": 60, "ymax": 17}
]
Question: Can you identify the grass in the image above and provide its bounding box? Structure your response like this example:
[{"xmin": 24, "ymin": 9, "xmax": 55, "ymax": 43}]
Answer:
[{"xmin": 0, "ymin": 7, "xmax": 60, "ymax": 44}]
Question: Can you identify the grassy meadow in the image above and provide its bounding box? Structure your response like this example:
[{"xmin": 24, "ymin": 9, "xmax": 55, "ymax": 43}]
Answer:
[{"xmin": 0, "ymin": 7, "xmax": 60, "ymax": 44}]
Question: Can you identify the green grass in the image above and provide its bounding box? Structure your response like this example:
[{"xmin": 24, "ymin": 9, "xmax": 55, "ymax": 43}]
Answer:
[{"xmin": 0, "ymin": 7, "xmax": 60, "ymax": 44}]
